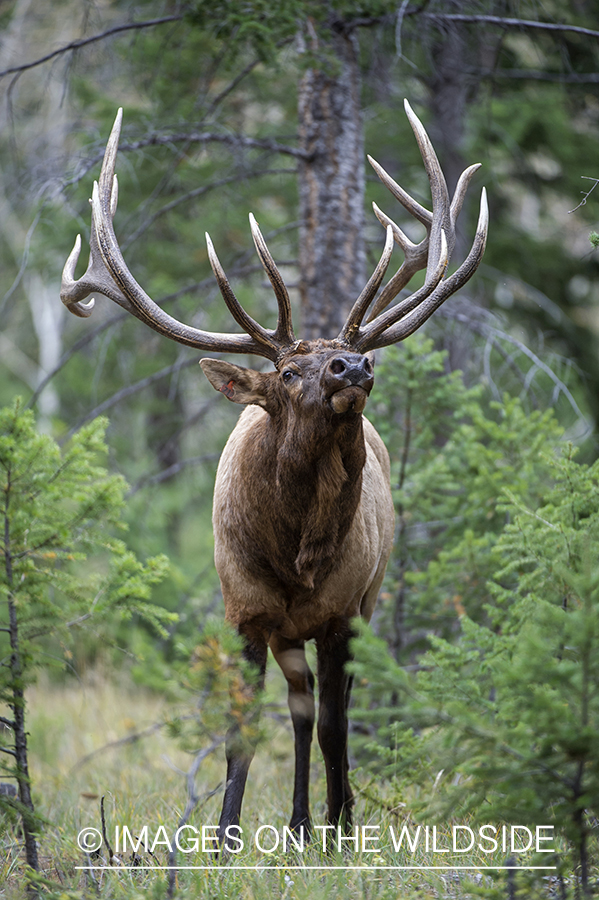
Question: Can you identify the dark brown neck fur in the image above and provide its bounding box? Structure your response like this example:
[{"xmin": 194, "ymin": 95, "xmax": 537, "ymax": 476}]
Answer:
[{"xmin": 231, "ymin": 399, "xmax": 367, "ymax": 595}]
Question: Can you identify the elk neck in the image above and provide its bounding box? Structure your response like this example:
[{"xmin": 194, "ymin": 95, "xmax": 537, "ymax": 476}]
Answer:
[{"xmin": 233, "ymin": 395, "xmax": 368, "ymax": 595}]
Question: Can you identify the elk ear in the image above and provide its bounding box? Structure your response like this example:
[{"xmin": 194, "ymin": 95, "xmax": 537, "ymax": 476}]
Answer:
[{"xmin": 200, "ymin": 359, "xmax": 269, "ymax": 408}]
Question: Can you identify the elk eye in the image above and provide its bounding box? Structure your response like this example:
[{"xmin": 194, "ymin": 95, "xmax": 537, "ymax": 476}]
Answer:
[{"xmin": 282, "ymin": 369, "xmax": 296, "ymax": 384}]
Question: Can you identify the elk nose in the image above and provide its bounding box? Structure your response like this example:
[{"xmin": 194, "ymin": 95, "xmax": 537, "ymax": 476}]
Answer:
[{"xmin": 328, "ymin": 355, "xmax": 374, "ymax": 389}]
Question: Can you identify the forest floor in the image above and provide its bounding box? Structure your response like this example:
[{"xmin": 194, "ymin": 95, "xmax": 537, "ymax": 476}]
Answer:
[{"xmin": 0, "ymin": 668, "xmax": 563, "ymax": 899}]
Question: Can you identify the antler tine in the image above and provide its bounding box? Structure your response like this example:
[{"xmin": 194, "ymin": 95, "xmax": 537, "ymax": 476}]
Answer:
[
  {"xmin": 61, "ymin": 236, "xmax": 94, "ymax": 317},
  {"xmin": 365, "ymin": 158, "xmax": 485, "ymax": 325},
  {"xmin": 339, "ymin": 225, "xmax": 394, "ymax": 343},
  {"xmin": 341, "ymin": 102, "xmax": 449, "ymax": 350},
  {"xmin": 451, "ymin": 163, "xmax": 481, "ymax": 222},
  {"xmin": 205, "ymin": 231, "xmax": 288, "ymax": 357},
  {"xmin": 61, "ymin": 111, "xmax": 131, "ymax": 318},
  {"xmin": 61, "ymin": 108, "xmax": 289, "ymax": 362},
  {"xmin": 249, "ymin": 213, "xmax": 295, "ymax": 346},
  {"xmin": 367, "ymin": 154, "xmax": 431, "ymax": 228},
  {"xmin": 364, "ymin": 201, "xmax": 429, "ymax": 323},
  {"xmin": 98, "ymin": 106, "xmax": 122, "ymax": 200},
  {"xmin": 342, "ymin": 103, "xmax": 450, "ymax": 340},
  {"xmin": 341, "ymin": 100, "xmax": 487, "ymax": 353},
  {"xmin": 403, "ymin": 99, "xmax": 451, "ymax": 278},
  {"xmin": 359, "ymin": 188, "xmax": 488, "ymax": 352},
  {"xmin": 353, "ymin": 229, "xmax": 449, "ymax": 352}
]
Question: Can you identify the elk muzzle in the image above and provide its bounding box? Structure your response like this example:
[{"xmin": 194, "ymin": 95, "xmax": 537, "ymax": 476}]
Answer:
[{"xmin": 325, "ymin": 354, "xmax": 374, "ymax": 415}]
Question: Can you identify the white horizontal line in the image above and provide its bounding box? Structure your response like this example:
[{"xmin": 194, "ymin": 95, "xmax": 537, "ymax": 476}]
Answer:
[{"xmin": 76, "ymin": 865, "xmax": 557, "ymax": 871}]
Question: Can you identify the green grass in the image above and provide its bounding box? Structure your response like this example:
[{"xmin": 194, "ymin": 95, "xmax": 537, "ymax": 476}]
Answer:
[{"xmin": 0, "ymin": 668, "xmax": 562, "ymax": 899}]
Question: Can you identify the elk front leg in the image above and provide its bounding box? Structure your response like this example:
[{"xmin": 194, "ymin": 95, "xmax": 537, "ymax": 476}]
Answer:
[
  {"xmin": 270, "ymin": 634, "xmax": 315, "ymax": 834},
  {"xmin": 316, "ymin": 618, "xmax": 354, "ymax": 830},
  {"xmin": 218, "ymin": 626, "xmax": 268, "ymax": 844}
]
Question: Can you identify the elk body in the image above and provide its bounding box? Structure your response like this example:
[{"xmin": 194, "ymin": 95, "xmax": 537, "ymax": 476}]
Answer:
[{"xmin": 61, "ymin": 101, "xmax": 488, "ymax": 840}]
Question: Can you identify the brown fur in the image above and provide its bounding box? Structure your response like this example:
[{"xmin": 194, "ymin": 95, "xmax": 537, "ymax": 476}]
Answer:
[{"xmin": 202, "ymin": 345, "xmax": 392, "ymax": 623}]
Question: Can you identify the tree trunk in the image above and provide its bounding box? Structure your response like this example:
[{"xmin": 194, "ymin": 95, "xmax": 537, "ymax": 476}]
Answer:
[
  {"xmin": 4, "ymin": 477, "xmax": 39, "ymax": 877},
  {"xmin": 428, "ymin": 21, "xmax": 471, "ymax": 202},
  {"xmin": 297, "ymin": 26, "xmax": 366, "ymax": 339}
]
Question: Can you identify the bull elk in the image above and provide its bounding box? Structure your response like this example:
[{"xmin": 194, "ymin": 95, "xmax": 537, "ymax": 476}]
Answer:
[{"xmin": 61, "ymin": 101, "xmax": 487, "ymax": 841}]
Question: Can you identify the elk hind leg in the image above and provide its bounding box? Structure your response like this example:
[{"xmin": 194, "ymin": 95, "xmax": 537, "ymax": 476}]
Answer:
[
  {"xmin": 270, "ymin": 634, "xmax": 315, "ymax": 835},
  {"xmin": 316, "ymin": 618, "xmax": 354, "ymax": 830}
]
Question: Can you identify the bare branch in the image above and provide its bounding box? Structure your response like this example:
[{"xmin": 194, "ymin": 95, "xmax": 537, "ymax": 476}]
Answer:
[
  {"xmin": 569, "ymin": 177, "xmax": 599, "ymax": 214},
  {"xmin": 123, "ymin": 167, "xmax": 297, "ymax": 250},
  {"xmin": 438, "ymin": 302, "xmax": 590, "ymax": 435},
  {"xmin": 480, "ymin": 69, "xmax": 599, "ymax": 84},
  {"xmin": 201, "ymin": 37, "xmax": 293, "ymax": 121},
  {"xmin": 0, "ymin": 15, "xmax": 183, "ymax": 81},
  {"xmin": 421, "ymin": 13, "xmax": 599, "ymax": 41},
  {"xmin": 119, "ymin": 131, "xmax": 310, "ymax": 160},
  {"xmin": 65, "ymin": 357, "xmax": 201, "ymax": 439},
  {"xmin": 347, "ymin": 9, "xmax": 599, "ymax": 42},
  {"xmin": 65, "ymin": 132, "xmax": 307, "ymax": 188},
  {"xmin": 2, "ymin": 7, "xmax": 596, "ymax": 88},
  {"xmin": 70, "ymin": 721, "xmax": 166, "ymax": 772},
  {"xmin": 0, "ymin": 210, "xmax": 43, "ymax": 321},
  {"xmin": 127, "ymin": 454, "xmax": 220, "ymax": 497},
  {"xmin": 167, "ymin": 737, "xmax": 225, "ymax": 896}
]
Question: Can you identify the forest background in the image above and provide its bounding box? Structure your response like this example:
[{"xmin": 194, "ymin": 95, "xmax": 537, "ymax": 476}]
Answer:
[{"xmin": 2, "ymin": 1, "xmax": 599, "ymax": 898}]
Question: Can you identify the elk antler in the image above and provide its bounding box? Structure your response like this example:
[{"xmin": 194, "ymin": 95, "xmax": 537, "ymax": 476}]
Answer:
[
  {"xmin": 61, "ymin": 109, "xmax": 299, "ymax": 363},
  {"xmin": 339, "ymin": 99, "xmax": 488, "ymax": 353},
  {"xmin": 62, "ymin": 103, "xmax": 486, "ymax": 363}
]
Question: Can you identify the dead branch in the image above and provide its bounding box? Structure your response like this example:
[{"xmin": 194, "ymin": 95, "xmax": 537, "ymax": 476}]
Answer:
[
  {"xmin": 421, "ymin": 13, "xmax": 599, "ymax": 40},
  {"xmin": 0, "ymin": 15, "xmax": 183, "ymax": 81},
  {"xmin": 166, "ymin": 738, "xmax": 225, "ymax": 897},
  {"xmin": 126, "ymin": 453, "xmax": 220, "ymax": 497},
  {"xmin": 70, "ymin": 722, "xmax": 167, "ymax": 773},
  {"xmin": 64, "ymin": 358, "xmax": 201, "ymax": 439},
  {"xmin": 569, "ymin": 176, "xmax": 599, "ymax": 214},
  {"xmin": 122, "ymin": 167, "xmax": 297, "ymax": 249}
]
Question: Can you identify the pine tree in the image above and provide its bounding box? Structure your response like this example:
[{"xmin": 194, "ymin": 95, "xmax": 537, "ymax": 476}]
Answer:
[
  {"xmin": 0, "ymin": 399, "xmax": 170, "ymax": 881},
  {"xmin": 352, "ymin": 437, "xmax": 599, "ymax": 894}
]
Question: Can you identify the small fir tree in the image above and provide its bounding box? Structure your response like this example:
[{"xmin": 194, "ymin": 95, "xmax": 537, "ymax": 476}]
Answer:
[
  {"xmin": 0, "ymin": 399, "xmax": 170, "ymax": 879},
  {"xmin": 368, "ymin": 335, "xmax": 564, "ymax": 659},
  {"xmin": 352, "ymin": 445, "xmax": 599, "ymax": 895}
]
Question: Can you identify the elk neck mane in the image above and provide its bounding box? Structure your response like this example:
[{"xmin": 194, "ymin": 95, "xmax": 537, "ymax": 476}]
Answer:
[{"xmin": 221, "ymin": 389, "xmax": 368, "ymax": 595}]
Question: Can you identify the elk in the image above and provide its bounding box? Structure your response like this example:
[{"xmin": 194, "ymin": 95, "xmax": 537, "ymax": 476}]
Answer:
[{"xmin": 61, "ymin": 101, "xmax": 487, "ymax": 841}]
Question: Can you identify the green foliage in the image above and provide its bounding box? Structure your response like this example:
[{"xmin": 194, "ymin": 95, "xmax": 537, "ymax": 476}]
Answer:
[
  {"xmin": 0, "ymin": 399, "xmax": 172, "ymax": 831},
  {"xmin": 185, "ymin": 0, "xmax": 306, "ymax": 62},
  {"xmin": 169, "ymin": 618, "xmax": 263, "ymax": 758},
  {"xmin": 368, "ymin": 335, "xmax": 564, "ymax": 656},
  {"xmin": 0, "ymin": 400, "xmax": 172, "ymax": 653},
  {"xmin": 353, "ymin": 387, "xmax": 599, "ymax": 886},
  {"xmin": 185, "ymin": 0, "xmax": 397, "ymax": 63}
]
